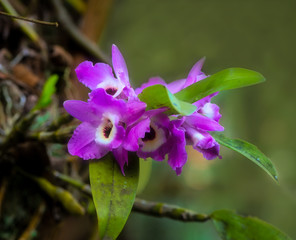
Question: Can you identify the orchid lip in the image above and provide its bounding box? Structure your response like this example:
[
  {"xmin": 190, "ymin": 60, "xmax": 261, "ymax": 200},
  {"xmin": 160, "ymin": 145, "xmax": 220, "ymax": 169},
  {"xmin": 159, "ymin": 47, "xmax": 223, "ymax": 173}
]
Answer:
[
  {"xmin": 142, "ymin": 127, "xmax": 156, "ymax": 141},
  {"xmin": 96, "ymin": 80, "xmax": 124, "ymax": 98},
  {"xmin": 141, "ymin": 122, "xmax": 166, "ymax": 152},
  {"xmin": 106, "ymin": 87, "xmax": 118, "ymax": 96},
  {"xmin": 95, "ymin": 114, "xmax": 117, "ymax": 145}
]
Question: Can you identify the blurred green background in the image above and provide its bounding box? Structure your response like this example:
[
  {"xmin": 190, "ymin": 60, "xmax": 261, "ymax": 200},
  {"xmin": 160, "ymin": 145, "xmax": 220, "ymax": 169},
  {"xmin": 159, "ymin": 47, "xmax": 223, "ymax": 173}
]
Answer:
[{"xmin": 101, "ymin": 0, "xmax": 296, "ymax": 239}]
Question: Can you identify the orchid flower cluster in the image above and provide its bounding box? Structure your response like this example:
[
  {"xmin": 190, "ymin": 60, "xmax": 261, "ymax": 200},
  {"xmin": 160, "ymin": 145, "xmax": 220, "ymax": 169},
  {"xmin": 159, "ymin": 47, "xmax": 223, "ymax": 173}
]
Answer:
[{"xmin": 64, "ymin": 45, "xmax": 224, "ymax": 175}]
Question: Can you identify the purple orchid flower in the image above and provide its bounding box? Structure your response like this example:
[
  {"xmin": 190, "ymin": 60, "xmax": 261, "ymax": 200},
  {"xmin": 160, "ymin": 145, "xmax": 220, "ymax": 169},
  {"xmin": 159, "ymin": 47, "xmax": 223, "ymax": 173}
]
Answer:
[
  {"xmin": 135, "ymin": 57, "xmax": 220, "ymax": 117},
  {"xmin": 134, "ymin": 58, "xmax": 224, "ymax": 173},
  {"xmin": 126, "ymin": 110, "xmax": 187, "ymax": 175},
  {"xmin": 137, "ymin": 112, "xmax": 170, "ymax": 161},
  {"xmin": 182, "ymin": 112, "xmax": 222, "ymax": 160},
  {"xmin": 65, "ymin": 45, "xmax": 224, "ymax": 176},
  {"xmin": 75, "ymin": 45, "xmax": 136, "ymax": 99},
  {"xmin": 64, "ymin": 88, "xmax": 146, "ymax": 173}
]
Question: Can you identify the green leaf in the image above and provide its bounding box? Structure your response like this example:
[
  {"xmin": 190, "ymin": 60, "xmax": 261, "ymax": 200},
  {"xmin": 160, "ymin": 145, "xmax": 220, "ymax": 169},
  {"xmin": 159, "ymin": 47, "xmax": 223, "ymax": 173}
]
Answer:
[
  {"xmin": 33, "ymin": 74, "xmax": 59, "ymax": 110},
  {"xmin": 211, "ymin": 209, "xmax": 291, "ymax": 240},
  {"xmin": 89, "ymin": 153, "xmax": 139, "ymax": 240},
  {"xmin": 175, "ymin": 68, "xmax": 265, "ymax": 103},
  {"xmin": 138, "ymin": 84, "xmax": 197, "ymax": 116},
  {"xmin": 212, "ymin": 133, "xmax": 278, "ymax": 182}
]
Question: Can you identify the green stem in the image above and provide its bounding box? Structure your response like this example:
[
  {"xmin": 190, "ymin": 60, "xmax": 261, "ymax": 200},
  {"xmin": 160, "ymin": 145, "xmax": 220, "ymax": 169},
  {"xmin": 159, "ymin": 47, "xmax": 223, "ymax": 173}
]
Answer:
[{"xmin": 53, "ymin": 170, "xmax": 211, "ymax": 223}]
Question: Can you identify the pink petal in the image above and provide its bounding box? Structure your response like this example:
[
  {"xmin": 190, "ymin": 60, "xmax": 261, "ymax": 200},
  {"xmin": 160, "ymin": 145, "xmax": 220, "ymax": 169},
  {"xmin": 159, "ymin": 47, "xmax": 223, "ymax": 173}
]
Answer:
[
  {"xmin": 186, "ymin": 127, "xmax": 216, "ymax": 149},
  {"xmin": 199, "ymin": 103, "xmax": 222, "ymax": 122},
  {"xmin": 184, "ymin": 57, "xmax": 206, "ymax": 88},
  {"xmin": 185, "ymin": 126, "xmax": 221, "ymax": 160},
  {"xmin": 68, "ymin": 122, "xmax": 108, "ymax": 160},
  {"xmin": 193, "ymin": 92, "xmax": 218, "ymax": 110},
  {"xmin": 185, "ymin": 113, "xmax": 224, "ymax": 132},
  {"xmin": 123, "ymin": 118, "xmax": 151, "ymax": 151},
  {"xmin": 75, "ymin": 61, "xmax": 116, "ymax": 90},
  {"xmin": 167, "ymin": 124, "xmax": 187, "ymax": 175},
  {"xmin": 195, "ymin": 142, "xmax": 221, "ymax": 160},
  {"xmin": 167, "ymin": 78, "xmax": 186, "ymax": 94},
  {"xmin": 63, "ymin": 100, "xmax": 98, "ymax": 124},
  {"xmin": 89, "ymin": 88, "xmax": 127, "ymax": 117},
  {"xmin": 112, "ymin": 146, "xmax": 128, "ymax": 175},
  {"xmin": 135, "ymin": 77, "xmax": 167, "ymax": 95},
  {"xmin": 124, "ymin": 100, "xmax": 146, "ymax": 125},
  {"xmin": 109, "ymin": 124, "xmax": 125, "ymax": 149},
  {"xmin": 112, "ymin": 45, "xmax": 130, "ymax": 87}
]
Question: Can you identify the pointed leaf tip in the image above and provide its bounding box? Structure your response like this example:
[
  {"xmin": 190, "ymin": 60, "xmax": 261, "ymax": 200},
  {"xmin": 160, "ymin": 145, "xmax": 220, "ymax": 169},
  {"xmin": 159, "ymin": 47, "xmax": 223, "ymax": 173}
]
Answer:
[
  {"xmin": 212, "ymin": 133, "xmax": 278, "ymax": 183},
  {"xmin": 176, "ymin": 68, "xmax": 265, "ymax": 104}
]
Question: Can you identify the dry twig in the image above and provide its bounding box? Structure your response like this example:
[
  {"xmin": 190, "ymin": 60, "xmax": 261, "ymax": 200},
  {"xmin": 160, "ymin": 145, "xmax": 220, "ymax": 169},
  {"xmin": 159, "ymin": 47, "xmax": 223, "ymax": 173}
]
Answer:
[{"xmin": 0, "ymin": 10, "xmax": 58, "ymax": 27}]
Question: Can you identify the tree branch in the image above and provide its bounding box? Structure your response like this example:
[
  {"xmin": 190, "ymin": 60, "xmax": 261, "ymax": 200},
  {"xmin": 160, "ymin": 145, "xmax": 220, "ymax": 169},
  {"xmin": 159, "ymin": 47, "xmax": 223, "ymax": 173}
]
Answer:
[
  {"xmin": 132, "ymin": 199, "xmax": 210, "ymax": 222},
  {"xmin": 53, "ymin": 170, "xmax": 211, "ymax": 223}
]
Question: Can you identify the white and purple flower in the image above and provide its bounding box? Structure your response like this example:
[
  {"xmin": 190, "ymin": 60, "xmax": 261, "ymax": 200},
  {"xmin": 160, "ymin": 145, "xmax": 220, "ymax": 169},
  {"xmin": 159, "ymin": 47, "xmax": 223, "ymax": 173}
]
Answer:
[
  {"xmin": 64, "ymin": 88, "xmax": 147, "ymax": 173},
  {"xmin": 75, "ymin": 45, "xmax": 136, "ymax": 99}
]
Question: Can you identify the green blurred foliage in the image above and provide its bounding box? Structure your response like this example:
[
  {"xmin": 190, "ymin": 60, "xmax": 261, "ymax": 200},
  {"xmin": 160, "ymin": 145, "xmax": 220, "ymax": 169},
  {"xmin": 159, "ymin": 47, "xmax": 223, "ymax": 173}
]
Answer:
[
  {"xmin": 33, "ymin": 74, "xmax": 59, "ymax": 111},
  {"xmin": 102, "ymin": 0, "xmax": 296, "ymax": 239},
  {"xmin": 212, "ymin": 209, "xmax": 291, "ymax": 240}
]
